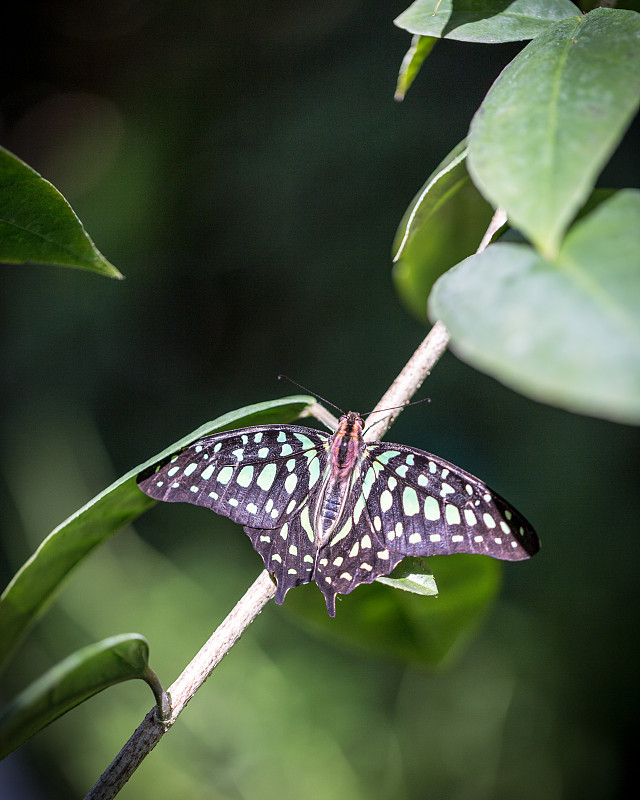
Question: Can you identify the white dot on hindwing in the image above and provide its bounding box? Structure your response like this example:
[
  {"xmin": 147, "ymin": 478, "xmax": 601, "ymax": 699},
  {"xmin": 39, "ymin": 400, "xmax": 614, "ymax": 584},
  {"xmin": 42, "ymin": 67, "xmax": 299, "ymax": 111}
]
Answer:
[
  {"xmin": 406, "ymin": 454, "xmax": 415, "ymax": 466},
  {"xmin": 167, "ymin": 466, "xmax": 179, "ymax": 477},
  {"xmin": 360, "ymin": 563, "xmax": 373, "ymax": 572},
  {"xmin": 349, "ymin": 542, "xmax": 359, "ymax": 557},
  {"xmin": 339, "ymin": 572, "xmax": 353, "ymax": 581},
  {"xmin": 395, "ymin": 464, "xmax": 408, "ymax": 478},
  {"xmin": 284, "ymin": 473, "xmax": 298, "ymax": 494},
  {"xmin": 409, "ymin": 532, "xmax": 421, "ymax": 544},
  {"xmin": 380, "ymin": 490, "xmax": 393, "ymax": 512},
  {"xmin": 280, "ymin": 444, "xmax": 293, "ymax": 457},
  {"xmin": 333, "ymin": 556, "xmax": 344, "ymax": 566},
  {"xmin": 361, "ymin": 534, "xmax": 372, "ymax": 549},
  {"xmin": 258, "ymin": 447, "xmax": 269, "ymax": 458},
  {"xmin": 190, "ymin": 486, "xmax": 198, "ymax": 494},
  {"xmin": 429, "ymin": 533, "xmax": 440, "ymax": 542},
  {"xmin": 184, "ymin": 463, "xmax": 197, "ymax": 477},
  {"xmin": 387, "ymin": 476, "xmax": 397, "ymax": 490},
  {"xmin": 254, "ymin": 432, "xmax": 263, "ymax": 443},
  {"xmin": 201, "ymin": 465, "xmax": 214, "ymax": 480},
  {"xmin": 483, "ymin": 513, "xmax": 496, "ymax": 529},
  {"xmin": 247, "ymin": 503, "xmax": 258, "ymax": 514},
  {"xmin": 289, "ymin": 545, "xmax": 297, "ymax": 555},
  {"xmin": 373, "ymin": 516, "xmax": 382, "ymax": 531},
  {"xmin": 232, "ymin": 448, "xmax": 244, "ymax": 461},
  {"xmin": 418, "ymin": 474, "xmax": 428, "ymax": 487}
]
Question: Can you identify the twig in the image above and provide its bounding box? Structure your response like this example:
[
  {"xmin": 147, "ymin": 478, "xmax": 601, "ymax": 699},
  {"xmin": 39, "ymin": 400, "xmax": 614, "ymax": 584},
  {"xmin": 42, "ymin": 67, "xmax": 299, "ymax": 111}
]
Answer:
[
  {"xmin": 363, "ymin": 320, "xmax": 450, "ymax": 442},
  {"xmin": 84, "ymin": 571, "xmax": 276, "ymax": 799}
]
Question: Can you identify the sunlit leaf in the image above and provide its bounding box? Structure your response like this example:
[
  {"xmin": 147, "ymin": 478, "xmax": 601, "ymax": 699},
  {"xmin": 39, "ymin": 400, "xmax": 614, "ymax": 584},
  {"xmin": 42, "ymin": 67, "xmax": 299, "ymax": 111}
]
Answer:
[
  {"xmin": 395, "ymin": 0, "xmax": 580, "ymax": 43},
  {"xmin": 0, "ymin": 146, "xmax": 122, "ymax": 278},
  {"xmin": 395, "ymin": 35, "xmax": 438, "ymax": 101},
  {"xmin": 468, "ymin": 8, "xmax": 640, "ymax": 258},
  {"xmin": 0, "ymin": 396, "xmax": 316, "ymax": 672},
  {"xmin": 0, "ymin": 634, "xmax": 166, "ymax": 760},
  {"xmin": 429, "ymin": 190, "xmax": 640, "ymax": 424}
]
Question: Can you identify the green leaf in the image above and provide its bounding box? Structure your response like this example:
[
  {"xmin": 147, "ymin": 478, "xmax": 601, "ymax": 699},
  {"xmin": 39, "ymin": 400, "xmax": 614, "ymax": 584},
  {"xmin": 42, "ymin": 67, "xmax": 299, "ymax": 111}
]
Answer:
[
  {"xmin": 392, "ymin": 140, "xmax": 495, "ymax": 320},
  {"xmin": 429, "ymin": 190, "xmax": 640, "ymax": 424},
  {"xmin": 0, "ymin": 634, "xmax": 164, "ymax": 760},
  {"xmin": 0, "ymin": 396, "xmax": 316, "ymax": 673},
  {"xmin": 395, "ymin": 0, "xmax": 581, "ymax": 43},
  {"xmin": 0, "ymin": 146, "xmax": 122, "ymax": 278},
  {"xmin": 285, "ymin": 556, "xmax": 502, "ymax": 667},
  {"xmin": 468, "ymin": 8, "xmax": 640, "ymax": 258},
  {"xmin": 395, "ymin": 35, "xmax": 438, "ymax": 101},
  {"xmin": 376, "ymin": 558, "xmax": 439, "ymax": 595}
]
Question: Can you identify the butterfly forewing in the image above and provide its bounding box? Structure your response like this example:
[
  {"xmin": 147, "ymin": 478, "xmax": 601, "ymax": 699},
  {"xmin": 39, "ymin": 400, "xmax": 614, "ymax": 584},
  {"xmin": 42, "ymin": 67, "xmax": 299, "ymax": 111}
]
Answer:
[
  {"xmin": 138, "ymin": 424, "xmax": 330, "ymax": 530},
  {"xmin": 358, "ymin": 443, "xmax": 538, "ymax": 560}
]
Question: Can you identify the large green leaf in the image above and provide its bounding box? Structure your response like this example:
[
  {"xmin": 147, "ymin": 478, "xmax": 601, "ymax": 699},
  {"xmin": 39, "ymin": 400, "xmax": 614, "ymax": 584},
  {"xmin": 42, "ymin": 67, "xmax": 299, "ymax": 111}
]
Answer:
[
  {"xmin": 286, "ymin": 555, "xmax": 502, "ymax": 667},
  {"xmin": 395, "ymin": 0, "xmax": 580, "ymax": 43},
  {"xmin": 0, "ymin": 396, "xmax": 316, "ymax": 672},
  {"xmin": 392, "ymin": 140, "xmax": 494, "ymax": 320},
  {"xmin": 429, "ymin": 190, "xmax": 640, "ymax": 424},
  {"xmin": 0, "ymin": 634, "xmax": 165, "ymax": 760},
  {"xmin": 0, "ymin": 146, "xmax": 122, "ymax": 278},
  {"xmin": 468, "ymin": 8, "xmax": 640, "ymax": 258}
]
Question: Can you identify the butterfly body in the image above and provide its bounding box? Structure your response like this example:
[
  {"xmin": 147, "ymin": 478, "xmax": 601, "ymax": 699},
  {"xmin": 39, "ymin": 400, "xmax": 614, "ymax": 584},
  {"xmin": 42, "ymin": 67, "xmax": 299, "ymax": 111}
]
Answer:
[{"xmin": 138, "ymin": 412, "xmax": 539, "ymax": 616}]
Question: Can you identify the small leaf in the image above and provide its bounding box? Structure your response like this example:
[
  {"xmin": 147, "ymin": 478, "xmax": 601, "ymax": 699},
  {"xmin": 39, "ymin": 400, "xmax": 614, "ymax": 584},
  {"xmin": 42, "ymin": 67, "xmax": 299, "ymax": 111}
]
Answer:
[
  {"xmin": 429, "ymin": 190, "xmax": 640, "ymax": 425},
  {"xmin": 286, "ymin": 556, "xmax": 502, "ymax": 667},
  {"xmin": 395, "ymin": 35, "xmax": 438, "ymax": 101},
  {"xmin": 0, "ymin": 146, "xmax": 122, "ymax": 278},
  {"xmin": 468, "ymin": 8, "xmax": 640, "ymax": 258},
  {"xmin": 395, "ymin": 0, "xmax": 580, "ymax": 43},
  {"xmin": 376, "ymin": 558, "xmax": 438, "ymax": 595},
  {"xmin": 0, "ymin": 634, "xmax": 160, "ymax": 760},
  {"xmin": 0, "ymin": 396, "xmax": 316, "ymax": 673},
  {"xmin": 392, "ymin": 140, "xmax": 495, "ymax": 319}
]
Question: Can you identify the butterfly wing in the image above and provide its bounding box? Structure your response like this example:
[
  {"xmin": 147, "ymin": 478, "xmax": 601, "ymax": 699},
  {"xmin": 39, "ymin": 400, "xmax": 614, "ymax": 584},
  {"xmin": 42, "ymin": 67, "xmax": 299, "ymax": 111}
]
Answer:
[
  {"xmin": 137, "ymin": 422, "xmax": 330, "ymax": 539},
  {"xmin": 359, "ymin": 442, "xmax": 539, "ymax": 560}
]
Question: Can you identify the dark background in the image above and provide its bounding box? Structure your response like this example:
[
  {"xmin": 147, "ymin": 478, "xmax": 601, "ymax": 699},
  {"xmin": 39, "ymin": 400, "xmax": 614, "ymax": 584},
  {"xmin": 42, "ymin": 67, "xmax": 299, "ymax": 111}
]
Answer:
[{"xmin": 1, "ymin": 2, "xmax": 638, "ymax": 798}]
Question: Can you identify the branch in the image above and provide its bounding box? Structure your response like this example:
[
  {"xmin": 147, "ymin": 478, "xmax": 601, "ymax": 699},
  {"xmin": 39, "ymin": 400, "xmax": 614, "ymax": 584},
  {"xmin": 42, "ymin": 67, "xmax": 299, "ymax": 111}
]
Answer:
[{"xmin": 84, "ymin": 571, "xmax": 276, "ymax": 799}]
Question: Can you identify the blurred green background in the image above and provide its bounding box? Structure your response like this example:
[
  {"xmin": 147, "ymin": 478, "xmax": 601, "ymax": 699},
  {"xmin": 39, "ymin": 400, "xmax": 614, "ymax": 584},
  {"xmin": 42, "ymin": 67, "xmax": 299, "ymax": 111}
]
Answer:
[{"xmin": 1, "ymin": 2, "xmax": 638, "ymax": 798}]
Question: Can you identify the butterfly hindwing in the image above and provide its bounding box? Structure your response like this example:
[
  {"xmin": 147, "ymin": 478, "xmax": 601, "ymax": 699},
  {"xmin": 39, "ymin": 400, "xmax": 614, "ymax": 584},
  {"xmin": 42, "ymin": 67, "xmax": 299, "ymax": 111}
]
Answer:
[
  {"xmin": 137, "ymin": 424, "xmax": 330, "ymax": 530},
  {"xmin": 244, "ymin": 504, "xmax": 318, "ymax": 605},
  {"xmin": 314, "ymin": 486, "xmax": 404, "ymax": 615},
  {"xmin": 360, "ymin": 443, "xmax": 538, "ymax": 561}
]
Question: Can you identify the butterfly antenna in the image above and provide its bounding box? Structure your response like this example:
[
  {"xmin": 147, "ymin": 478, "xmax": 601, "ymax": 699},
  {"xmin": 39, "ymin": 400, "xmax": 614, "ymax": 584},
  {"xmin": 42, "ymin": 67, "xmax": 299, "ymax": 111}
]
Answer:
[
  {"xmin": 277, "ymin": 375, "xmax": 344, "ymax": 415},
  {"xmin": 362, "ymin": 397, "xmax": 431, "ymax": 435}
]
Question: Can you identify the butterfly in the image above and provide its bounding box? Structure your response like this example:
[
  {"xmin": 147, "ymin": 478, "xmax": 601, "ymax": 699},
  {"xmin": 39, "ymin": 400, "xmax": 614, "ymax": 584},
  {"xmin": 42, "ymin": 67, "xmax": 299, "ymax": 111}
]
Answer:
[{"xmin": 137, "ymin": 411, "xmax": 539, "ymax": 616}]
